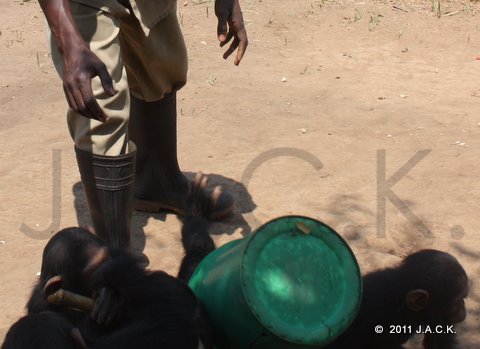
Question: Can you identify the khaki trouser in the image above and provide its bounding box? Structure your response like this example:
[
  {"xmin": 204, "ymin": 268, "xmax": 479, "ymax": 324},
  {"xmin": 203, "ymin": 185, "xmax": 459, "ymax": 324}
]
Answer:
[{"xmin": 50, "ymin": 0, "xmax": 188, "ymax": 155}]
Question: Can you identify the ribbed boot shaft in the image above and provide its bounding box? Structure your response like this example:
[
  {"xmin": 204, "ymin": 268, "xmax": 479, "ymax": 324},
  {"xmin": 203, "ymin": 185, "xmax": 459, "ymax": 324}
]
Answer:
[{"xmin": 75, "ymin": 143, "xmax": 136, "ymax": 249}]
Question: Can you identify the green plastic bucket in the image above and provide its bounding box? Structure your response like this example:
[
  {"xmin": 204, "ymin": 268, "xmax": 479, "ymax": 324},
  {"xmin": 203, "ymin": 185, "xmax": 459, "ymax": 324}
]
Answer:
[{"xmin": 188, "ymin": 216, "xmax": 362, "ymax": 349}]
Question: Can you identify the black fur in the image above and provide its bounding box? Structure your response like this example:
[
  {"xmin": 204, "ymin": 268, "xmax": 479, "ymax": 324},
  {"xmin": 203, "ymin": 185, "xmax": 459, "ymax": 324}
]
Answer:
[
  {"xmin": 327, "ymin": 250, "xmax": 468, "ymax": 349},
  {"xmin": 4, "ymin": 175, "xmax": 220, "ymax": 349},
  {"xmin": 178, "ymin": 174, "xmax": 217, "ymax": 282},
  {"xmin": 178, "ymin": 215, "xmax": 215, "ymax": 282},
  {"xmin": 2, "ymin": 312, "xmax": 77, "ymax": 349},
  {"xmin": 27, "ymin": 227, "xmax": 109, "ymax": 318},
  {"xmin": 87, "ymin": 253, "xmax": 212, "ymax": 348}
]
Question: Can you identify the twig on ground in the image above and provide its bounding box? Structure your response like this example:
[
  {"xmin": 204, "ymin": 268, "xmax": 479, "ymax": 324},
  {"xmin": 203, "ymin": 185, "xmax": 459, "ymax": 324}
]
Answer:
[{"xmin": 393, "ymin": 5, "xmax": 408, "ymax": 13}]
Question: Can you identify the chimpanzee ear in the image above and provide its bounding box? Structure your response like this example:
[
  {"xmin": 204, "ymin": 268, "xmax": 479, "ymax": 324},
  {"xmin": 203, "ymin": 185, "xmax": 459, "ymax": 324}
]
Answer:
[
  {"xmin": 406, "ymin": 289, "xmax": 430, "ymax": 311},
  {"xmin": 82, "ymin": 225, "xmax": 96, "ymax": 235},
  {"xmin": 44, "ymin": 275, "xmax": 63, "ymax": 297}
]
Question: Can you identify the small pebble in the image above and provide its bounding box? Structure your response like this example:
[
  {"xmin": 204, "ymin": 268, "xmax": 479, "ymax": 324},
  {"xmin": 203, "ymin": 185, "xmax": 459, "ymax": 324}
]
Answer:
[
  {"xmin": 282, "ymin": 77, "xmax": 287, "ymax": 82},
  {"xmin": 343, "ymin": 225, "xmax": 361, "ymax": 241},
  {"xmin": 0, "ymin": 241, "xmax": 5, "ymax": 245}
]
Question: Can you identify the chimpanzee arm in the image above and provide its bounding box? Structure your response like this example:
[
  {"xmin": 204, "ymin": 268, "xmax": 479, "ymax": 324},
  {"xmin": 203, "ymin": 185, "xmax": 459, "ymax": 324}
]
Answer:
[
  {"xmin": 177, "ymin": 173, "xmax": 216, "ymax": 282},
  {"xmin": 89, "ymin": 250, "xmax": 142, "ymax": 326},
  {"xmin": 178, "ymin": 216, "xmax": 215, "ymax": 282}
]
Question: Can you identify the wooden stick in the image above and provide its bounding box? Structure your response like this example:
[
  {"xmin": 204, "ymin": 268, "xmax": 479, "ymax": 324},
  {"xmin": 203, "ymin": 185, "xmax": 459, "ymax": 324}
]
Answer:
[{"xmin": 47, "ymin": 289, "xmax": 94, "ymax": 312}]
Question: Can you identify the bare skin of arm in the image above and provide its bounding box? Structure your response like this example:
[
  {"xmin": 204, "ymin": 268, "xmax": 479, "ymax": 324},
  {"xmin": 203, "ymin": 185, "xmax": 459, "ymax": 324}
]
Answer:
[{"xmin": 38, "ymin": 0, "xmax": 115, "ymax": 122}]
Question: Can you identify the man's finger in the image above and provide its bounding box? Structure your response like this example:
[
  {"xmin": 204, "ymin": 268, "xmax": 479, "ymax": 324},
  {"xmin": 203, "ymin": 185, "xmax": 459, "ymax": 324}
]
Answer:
[
  {"xmin": 96, "ymin": 64, "xmax": 116, "ymax": 97},
  {"xmin": 79, "ymin": 82, "xmax": 108, "ymax": 122},
  {"xmin": 234, "ymin": 32, "xmax": 248, "ymax": 65},
  {"xmin": 217, "ymin": 17, "xmax": 229, "ymax": 42},
  {"xmin": 220, "ymin": 29, "xmax": 234, "ymax": 48},
  {"xmin": 223, "ymin": 37, "xmax": 239, "ymax": 60},
  {"xmin": 63, "ymin": 84, "xmax": 78, "ymax": 112},
  {"xmin": 85, "ymin": 97, "xmax": 108, "ymax": 123},
  {"xmin": 69, "ymin": 83, "xmax": 90, "ymax": 118}
]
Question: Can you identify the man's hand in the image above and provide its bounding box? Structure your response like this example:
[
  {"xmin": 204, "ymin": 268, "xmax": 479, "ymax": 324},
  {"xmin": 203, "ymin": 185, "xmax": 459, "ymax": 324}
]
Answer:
[
  {"xmin": 215, "ymin": 0, "xmax": 248, "ymax": 65},
  {"xmin": 39, "ymin": 0, "xmax": 115, "ymax": 122},
  {"xmin": 62, "ymin": 46, "xmax": 116, "ymax": 122}
]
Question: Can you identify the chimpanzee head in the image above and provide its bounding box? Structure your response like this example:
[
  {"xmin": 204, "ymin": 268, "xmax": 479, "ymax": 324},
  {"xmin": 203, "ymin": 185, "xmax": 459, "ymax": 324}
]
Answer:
[
  {"xmin": 40, "ymin": 227, "xmax": 111, "ymax": 296},
  {"xmin": 400, "ymin": 250, "xmax": 468, "ymax": 325}
]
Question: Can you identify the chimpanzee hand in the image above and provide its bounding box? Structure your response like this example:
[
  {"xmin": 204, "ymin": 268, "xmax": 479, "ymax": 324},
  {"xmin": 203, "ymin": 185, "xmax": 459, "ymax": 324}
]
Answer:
[
  {"xmin": 215, "ymin": 0, "xmax": 248, "ymax": 65},
  {"xmin": 91, "ymin": 287, "xmax": 124, "ymax": 326},
  {"xmin": 62, "ymin": 45, "xmax": 116, "ymax": 122}
]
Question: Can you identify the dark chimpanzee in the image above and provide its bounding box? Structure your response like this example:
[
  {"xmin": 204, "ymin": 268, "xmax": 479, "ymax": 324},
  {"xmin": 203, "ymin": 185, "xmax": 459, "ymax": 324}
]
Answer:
[
  {"xmin": 2, "ymin": 173, "xmax": 218, "ymax": 349},
  {"xmin": 2, "ymin": 311, "xmax": 86, "ymax": 349},
  {"xmin": 328, "ymin": 249, "xmax": 469, "ymax": 349}
]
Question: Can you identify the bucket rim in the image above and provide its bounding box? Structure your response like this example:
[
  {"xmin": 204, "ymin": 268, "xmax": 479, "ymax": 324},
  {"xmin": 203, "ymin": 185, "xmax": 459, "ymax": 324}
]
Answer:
[{"xmin": 239, "ymin": 214, "xmax": 363, "ymax": 345}]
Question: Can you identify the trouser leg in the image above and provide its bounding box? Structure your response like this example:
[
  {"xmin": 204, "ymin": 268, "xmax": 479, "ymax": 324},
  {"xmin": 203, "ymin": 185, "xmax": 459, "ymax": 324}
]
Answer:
[
  {"xmin": 118, "ymin": 4, "xmax": 190, "ymax": 213},
  {"xmin": 49, "ymin": 2, "xmax": 134, "ymax": 247},
  {"xmin": 117, "ymin": 4, "xmax": 234, "ymax": 220}
]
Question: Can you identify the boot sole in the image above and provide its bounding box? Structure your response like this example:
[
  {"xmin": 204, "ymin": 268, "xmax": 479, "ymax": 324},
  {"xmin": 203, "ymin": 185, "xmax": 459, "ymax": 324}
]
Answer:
[{"xmin": 134, "ymin": 199, "xmax": 234, "ymax": 221}]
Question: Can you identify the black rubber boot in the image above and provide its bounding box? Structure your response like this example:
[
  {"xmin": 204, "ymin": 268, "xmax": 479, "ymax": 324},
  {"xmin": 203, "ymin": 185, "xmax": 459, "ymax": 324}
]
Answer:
[
  {"xmin": 75, "ymin": 143, "xmax": 136, "ymax": 249},
  {"xmin": 129, "ymin": 93, "xmax": 234, "ymax": 220},
  {"xmin": 129, "ymin": 92, "xmax": 187, "ymax": 210}
]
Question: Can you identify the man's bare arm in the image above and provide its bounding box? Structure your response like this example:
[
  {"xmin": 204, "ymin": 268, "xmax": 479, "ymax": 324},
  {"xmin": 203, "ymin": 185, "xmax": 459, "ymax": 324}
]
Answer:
[{"xmin": 39, "ymin": 0, "xmax": 115, "ymax": 121}]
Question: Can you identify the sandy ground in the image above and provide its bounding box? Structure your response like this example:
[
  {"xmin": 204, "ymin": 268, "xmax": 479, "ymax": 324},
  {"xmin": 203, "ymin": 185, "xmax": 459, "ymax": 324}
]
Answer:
[{"xmin": 1, "ymin": 0, "xmax": 480, "ymax": 346}]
